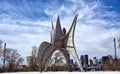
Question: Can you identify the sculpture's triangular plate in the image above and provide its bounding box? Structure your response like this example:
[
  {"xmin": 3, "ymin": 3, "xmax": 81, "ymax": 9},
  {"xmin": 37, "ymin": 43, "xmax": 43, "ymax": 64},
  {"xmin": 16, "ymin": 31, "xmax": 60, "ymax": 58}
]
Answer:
[{"xmin": 66, "ymin": 14, "xmax": 84, "ymax": 71}]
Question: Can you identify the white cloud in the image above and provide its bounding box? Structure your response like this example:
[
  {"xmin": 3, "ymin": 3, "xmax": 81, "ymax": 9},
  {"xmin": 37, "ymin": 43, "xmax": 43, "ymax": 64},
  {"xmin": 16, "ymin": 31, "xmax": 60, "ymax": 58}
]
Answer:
[
  {"xmin": 0, "ymin": 0, "xmax": 120, "ymax": 64},
  {"xmin": 44, "ymin": 0, "xmax": 120, "ymax": 59}
]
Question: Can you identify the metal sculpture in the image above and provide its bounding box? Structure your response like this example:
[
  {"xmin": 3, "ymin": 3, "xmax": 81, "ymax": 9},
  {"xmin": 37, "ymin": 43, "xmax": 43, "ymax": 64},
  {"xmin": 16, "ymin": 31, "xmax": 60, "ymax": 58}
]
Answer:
[{"xmin": 38, "ymin": 14, "xmax": 84, "ymax": 72}]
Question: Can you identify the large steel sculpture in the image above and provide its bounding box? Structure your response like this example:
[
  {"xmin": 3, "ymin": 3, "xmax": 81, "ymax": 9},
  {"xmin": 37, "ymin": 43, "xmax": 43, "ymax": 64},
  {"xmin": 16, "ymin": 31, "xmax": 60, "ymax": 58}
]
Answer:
[{"xmin": 38, "ymin": 14, "xmax": 84, "ymax": 72}]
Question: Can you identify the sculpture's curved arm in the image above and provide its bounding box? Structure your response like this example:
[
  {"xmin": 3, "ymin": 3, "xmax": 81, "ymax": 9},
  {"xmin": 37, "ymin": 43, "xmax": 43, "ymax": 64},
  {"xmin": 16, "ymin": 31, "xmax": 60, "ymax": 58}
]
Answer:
[
  {"xmin": 42, "ymin": 44, "xmax": 56, "ymax": 71},
  {"xmin": 65, "ymin": 14, "xmax": 84, "ymax": 71},
  {"xmin": 67, "ymin": 47, "xmax": 84, "ymax": 71},
  {"xmin": 51, "ymin": 21, "xmax": 55, "ymax": 44},
  {"xmin": 54, "ymin": 15, "xmax": 64, "ymax": 41},
  {"xmin": 44, "ymin": 55, "xmax": 52, "ymax": 71},
  {"xmin": 38, "ymin": 42, "xmax": 53, "ymax": 72}
]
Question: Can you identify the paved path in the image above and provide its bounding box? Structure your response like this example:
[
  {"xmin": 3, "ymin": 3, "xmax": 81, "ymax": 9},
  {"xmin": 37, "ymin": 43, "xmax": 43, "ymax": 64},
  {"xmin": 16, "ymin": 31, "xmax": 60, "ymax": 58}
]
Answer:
[{"xmin": 0, "ymin": 72, "xmax": 120, "ymax": 74}]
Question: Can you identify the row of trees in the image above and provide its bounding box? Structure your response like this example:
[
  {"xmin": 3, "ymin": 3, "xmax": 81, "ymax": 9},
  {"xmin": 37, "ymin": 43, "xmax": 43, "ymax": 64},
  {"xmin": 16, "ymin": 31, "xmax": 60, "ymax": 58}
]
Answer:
[
  {"xmin": 26, "ymin": 37, "xmax": 120, "ymax": 71},
  {"xmin": 26, "ymin": 46, "xmax": 65, "ymax": 71},
  {"xmin": 0, "ymin": 40, "xmax": 66, "ymax": 72},
  {"xmin": 26, "ymin": 45, "xmax": 38, "ymax": 71},
  {"xmin": 1, "ymin": 37, "xmax": 120, "ymax": 72},
  {"xmin": 0, "ymin": 40, "xmax": 24, "ymax": 72}
]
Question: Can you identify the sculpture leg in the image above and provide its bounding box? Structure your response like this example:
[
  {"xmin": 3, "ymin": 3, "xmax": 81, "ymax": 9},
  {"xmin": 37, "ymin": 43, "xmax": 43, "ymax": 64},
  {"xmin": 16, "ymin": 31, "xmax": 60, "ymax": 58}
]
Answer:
[
  {"xmin": 60, "ymin": 49, "xmax": 71, "ymax": 71},
  {"xmin": 65, "ymin": 53, "xmax": 70, "ymax": 71},
  {"xmin": 39, "ymin": 43, "xmax": 56, "ymax": 72},
  {"xmin": 38, "ymin": 42, "xmax": 54, "ymax": 72},
  {"xmin": 67, "ymin": 48, "xmax": 84, "ymax": 71},
  {"xmin": 44, "ymin": 54, "xmax": 53, "ymax": 71}
]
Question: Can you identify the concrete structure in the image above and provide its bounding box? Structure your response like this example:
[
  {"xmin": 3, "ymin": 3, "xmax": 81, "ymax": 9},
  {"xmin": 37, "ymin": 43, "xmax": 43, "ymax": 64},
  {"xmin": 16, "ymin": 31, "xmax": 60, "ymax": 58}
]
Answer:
[{"xmin": 38, "ymin": 14, "xmax": 84, "ymax": 72}]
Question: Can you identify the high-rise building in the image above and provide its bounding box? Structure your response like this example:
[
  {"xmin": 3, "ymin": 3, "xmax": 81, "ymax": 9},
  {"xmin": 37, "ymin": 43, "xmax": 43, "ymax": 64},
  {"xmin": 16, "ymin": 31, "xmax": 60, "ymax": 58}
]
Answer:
[
  {"xmin": 80, "ymin": 55, "xmax": 84, "ymax": 66},
  {"xmin": 93, "ymin": 57, "xmax": 97, "ymax": 65},
  {"xmin": 102, "ymin": 56, "xmax": 109, "ymax": 64},
  {"xmin": 93, "ymin": 57, "xmax": 98, "ymax": 65},
  {"xmin": 88, "ymin": 59, "xmax": 93, "ymax": 65},
  {"xmin": 84, "ymin": 54, "xmax": 88, "ymax": 65},
  {"xmin": 95, "ymin": 58, "xmax": 98, "ymax": 65},
  {"xmin": 80, "ymin": 54, "xmax": 88, "ymax": 67},
  {"xmin": 70, "ymin": 59, "xmax": 74, "ymax": 65}
]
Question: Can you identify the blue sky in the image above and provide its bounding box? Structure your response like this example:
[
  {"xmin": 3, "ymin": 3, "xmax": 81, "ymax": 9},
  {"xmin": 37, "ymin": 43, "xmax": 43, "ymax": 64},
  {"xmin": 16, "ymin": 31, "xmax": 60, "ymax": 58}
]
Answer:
[{"xmin": 0, "ymin": 0, "xmax": 120, "ymax": 65}]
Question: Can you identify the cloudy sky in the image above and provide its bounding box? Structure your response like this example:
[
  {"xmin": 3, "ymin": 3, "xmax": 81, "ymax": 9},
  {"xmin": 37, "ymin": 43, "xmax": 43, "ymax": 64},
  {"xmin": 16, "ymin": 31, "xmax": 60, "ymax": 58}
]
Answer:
[{"xmin": 0, "ymin": 0, "xmax": 120, "ymax": 64}]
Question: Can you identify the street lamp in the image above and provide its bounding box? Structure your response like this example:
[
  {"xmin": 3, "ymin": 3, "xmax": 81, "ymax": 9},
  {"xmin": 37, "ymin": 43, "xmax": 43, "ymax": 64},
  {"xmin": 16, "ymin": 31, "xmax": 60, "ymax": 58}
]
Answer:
[
  {"xmin": 113, "ymin": 38, "xmax": 117, "ymax": 66},
  {"xmin": 3, "ymin": 43, "xmax": 6, "ymax": 70}
]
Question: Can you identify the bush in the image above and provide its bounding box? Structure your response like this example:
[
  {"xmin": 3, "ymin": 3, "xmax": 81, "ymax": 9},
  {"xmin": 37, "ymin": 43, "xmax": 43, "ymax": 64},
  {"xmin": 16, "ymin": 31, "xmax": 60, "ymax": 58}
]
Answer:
[
  {"xmin": 17, "ymin": 67, "xmax": 39, "ymax": 72},
  {"xmin": 103, "ymin": 65, "xmax": 120, "ymax": 71},
  {"xmin": 47, "ymin": 65, "xmax": 66, "ymax": 71},
  {"xmin": 0, "ymin": 68, "xmax": 4, "ymax": 73}
]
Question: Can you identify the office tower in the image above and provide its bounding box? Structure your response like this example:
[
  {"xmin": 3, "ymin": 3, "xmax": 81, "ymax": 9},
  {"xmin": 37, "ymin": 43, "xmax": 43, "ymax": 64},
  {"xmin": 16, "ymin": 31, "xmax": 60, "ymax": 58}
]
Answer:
[
  {"xmin": 102, "ymin": 56, "xmax": 109, "ymax": 64},
  {"xmin": 70, "ymin": 59, "xmax": 74, "ymax": 65},
  {"xmin": 84, "ymin": 54, "xmax": 88, "ymax": 65},
  {"xmin": 80, "ymin": 54, "xmax": 89, "ymax": 67},
  {"xmin": 89, "ymin": 59, "xmax": 93, "ymax": 65},
  {"xmin": 93, "ymin": 57, "xmax": 97, "ymax": 65},
  {"xmin": 80, "ymin": 55, "xmax": 84, "ymax": 66},
  {"xmin": 95, "ymin": 58, "xmax": 98, "ymax": 65}
]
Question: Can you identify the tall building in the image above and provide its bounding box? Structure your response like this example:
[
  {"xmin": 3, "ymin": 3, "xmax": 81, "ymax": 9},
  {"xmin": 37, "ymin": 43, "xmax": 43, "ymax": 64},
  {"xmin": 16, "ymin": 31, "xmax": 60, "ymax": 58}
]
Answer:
[
  {"xmin": 84, "ymin": 54, "xmax": 88, "ymax": 65},
  {"xmin": 93, "ymin": 57, "xmax": 98, "ymax": 65},
  {"xmin": 80, "ymin": 54, "xmax": 89, "ymax": 67},
  {"xmin": 80, "ymin": 55, "xmax": 84, "ymax": 66},
  {"xmin": 88, "ymin": 59, "xmax": 93, "ymax": 65},
  {"xmin": 70, "ymin": 59, "xmax": 74, "ymax": 65},
  {"xmin": 102, "ymin": 56, "xmax": 109, "ymax": 64}
]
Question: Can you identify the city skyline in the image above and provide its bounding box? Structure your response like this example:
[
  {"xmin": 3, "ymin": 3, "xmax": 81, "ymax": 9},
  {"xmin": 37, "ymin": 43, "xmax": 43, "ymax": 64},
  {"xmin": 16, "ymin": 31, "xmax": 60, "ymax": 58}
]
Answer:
[{"xmin": 0, "ymin": 0, "xmax": 120, "ymax": 64}]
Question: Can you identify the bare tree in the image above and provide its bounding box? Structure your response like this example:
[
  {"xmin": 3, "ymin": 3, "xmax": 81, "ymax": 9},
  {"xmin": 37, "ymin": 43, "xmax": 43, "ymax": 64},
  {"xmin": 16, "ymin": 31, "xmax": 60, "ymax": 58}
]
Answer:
[
  {"xmin": 0, "ymin": 48, "xmax": 24, "ymax": 71},
  {"xmin": 0, "ymin": 41, "xmax": 6, "ymax": 71},
  {"xmin": 27, "ymin": 45, "xmax": 38, "ymax": 70},
  {"xmin": 0, "ymin": 40, "xmax": 3, "ymax": 69},
  {"xmin": 0, "ymin": 40, "xmax": 3, "ymax": 58}
]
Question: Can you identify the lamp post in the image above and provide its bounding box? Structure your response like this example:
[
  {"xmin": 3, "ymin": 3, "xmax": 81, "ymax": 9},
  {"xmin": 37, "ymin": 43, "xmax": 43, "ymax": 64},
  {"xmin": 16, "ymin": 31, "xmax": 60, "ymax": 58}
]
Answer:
[
  {"xmin": 113, "ymin": 38, "xmax": 117, "ymax": 66},
  {"xmin": 3, "ymin": 43, "xmax": 6, "ymax": 71}
]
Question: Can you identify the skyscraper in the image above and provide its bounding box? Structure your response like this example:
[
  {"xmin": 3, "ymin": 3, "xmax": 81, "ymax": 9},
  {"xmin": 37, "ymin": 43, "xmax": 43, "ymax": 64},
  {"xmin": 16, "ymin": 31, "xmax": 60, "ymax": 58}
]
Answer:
[
  {"xmin": 70, "ymin": 59, "xmax": 74, "ymax": 65},
  {"xmin": 80, "ymin": 55, "xmax": 84, "ymax": 66},
  {"xmin": 93, "ymin": 57, "xmax": 97, "ymax": 65},
  {"xmin": 84, "ymin": 54, "xmax": 88, "ymax": 65},
  {"xmin": 102, "ymin": 56, "xmax": 109, "ymax": 64},
  {"xmin": 80, "ymin": 54, "xmax": 88, "ymax": 67},
  {"xmin": 89, "ymin": 59, "xmax": 93, "ymax": 66}
]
